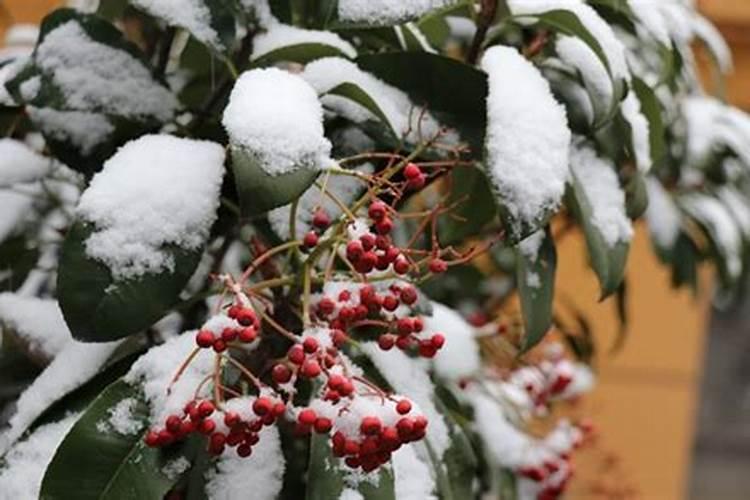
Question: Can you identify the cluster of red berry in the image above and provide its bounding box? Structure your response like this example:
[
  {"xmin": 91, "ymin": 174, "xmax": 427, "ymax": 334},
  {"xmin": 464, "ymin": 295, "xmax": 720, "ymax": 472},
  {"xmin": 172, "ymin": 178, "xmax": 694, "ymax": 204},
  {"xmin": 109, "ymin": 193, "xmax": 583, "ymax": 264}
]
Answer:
[
  {"xmin": 513, "ymin": 358, "xmax": 578, "ymax": 412},
  {"xmin": 194, "ymin": 304, "xmax": 260, "ymax": 352}
]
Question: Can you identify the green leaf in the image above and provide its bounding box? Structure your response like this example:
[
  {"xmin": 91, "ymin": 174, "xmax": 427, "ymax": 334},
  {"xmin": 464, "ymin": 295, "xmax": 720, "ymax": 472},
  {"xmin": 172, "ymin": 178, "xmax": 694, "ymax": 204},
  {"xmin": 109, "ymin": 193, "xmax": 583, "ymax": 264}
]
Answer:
[
  {"xmin": 230, "ymin": 146, "xmax": 320, "ymax": 217},
  {"xmin": 0, "ymin": 235, "xmax": 39, "ymax": 292},
  {"xmin": 516, "ymin": 228, "xmax": 557, "ymax": 352},
  {"xmin": 325, "ymin": 82, "xmax": 398, "ymax": 138},
  {"xmin": 624, "ymin": 171, "xmax": 649, "ymax": 220},
  {"xmin": 631, "ymin": 77, "xmax": 667, "ymax": 169},
  {"xmin": 57, "ymin": 221, "xmax": 202, "ymax": 342},
  {"xmin": 671, "ymin": 232, "xmax": 700, "ymax": 292},
  {"xmin": 40, "ymin": 379, "xmax": 185, "ymax": 500},
  {"xmin": 253, "ymin": 42, "xmax": 355, "ymax": 67},
  {"xmin": 566, "ymin": 174, "xmax": 630, "ymax": 299},
  {"xmin": 356, "ymin": 52, "xmax": 488, "ymax": 155},
  {"xmin": 5, "ymin": 9, "xmax": 176, "ymax": 176},
  {"xmin": 306, "ymin": 433, "xmax": 396, "ymax": 500},
  {"xmin": 438, "ymin": 165, "xmax": 497, "ymax": 245},
  {"xmin": 0, "ymin": 333, "xmax": 42, "ymax": 406}
]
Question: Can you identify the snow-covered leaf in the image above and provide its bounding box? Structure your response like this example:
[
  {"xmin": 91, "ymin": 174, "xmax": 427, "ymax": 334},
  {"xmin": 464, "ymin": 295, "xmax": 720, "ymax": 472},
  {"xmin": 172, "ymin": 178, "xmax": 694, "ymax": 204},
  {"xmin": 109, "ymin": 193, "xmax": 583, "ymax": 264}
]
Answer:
[
  {"xmin": 5, "ymin": 9, "xmax": 178, "ymax": 176},
  {"xmin": 40, "ymin": 379, "xmax": 188, "ymax": 499},
  {"xmin": 481, "ymin": 46, "xmax": 570, "ymax": 242},
  {"xmin": 252, "ymin": 23, "xmax": 357, "ymax": 66},
  {"xmin": 630, "ymin": 77, "xmax": 666, "ymax": 169},
  {"xmin": 57, "ymin": 135, "xmax": 225, "ymax": 342},
  {"xmin": 516, "ymin": 229, "xmax": 557, "ymax": 352},
  {"xmin": 337, "ymin": 0, "xmax": 460, "ymax": 26},
  {"xmin": 566, "ymin": 145, "xmax": 632, "ymax": 298}
]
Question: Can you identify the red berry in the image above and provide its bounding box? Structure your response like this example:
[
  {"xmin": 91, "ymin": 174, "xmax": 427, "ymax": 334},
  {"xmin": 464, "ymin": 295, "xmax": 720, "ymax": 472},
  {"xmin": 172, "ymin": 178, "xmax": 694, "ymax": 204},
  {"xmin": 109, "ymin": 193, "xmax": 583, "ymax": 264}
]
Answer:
[
  {"xmin": 328, "ymin": 374, "xmax": 345, "ymax": 390},
  {"xmin": 429, "ymin": 258, "xmax": 448, "ymax": 274},
  {"xmin": 273, "ymin": 402, "xmax": 286, "ymax": 417},
  {"xmin": 303, "ymin": 337, "xmax": 319, "ymax": 353},
  {"xmin": 221, "ymin": 327, "xmax": 238, "ymax": 342},
  {"xmin": 368, "ymin": 201, "xmax": 387, "ymax": 221},
  {"xmin": 407, "ymin": 173, "xmax": 426, "ymax": 190},
  {"xmin": 210, "ymin": 432, "xmax": 226, "ymax": 449},
  {"xmin": 375, "ymin": 235, "xmax": 390, "ymax": 250},
  {"xmin": 227, "ymin": 305, "xmax": 241, "ymax": 319},
  {"xmin": 166, "ymin": 415, "xmax": 182, "ymax": 433},
  {"xmin": 396, "ymin": 418, "xmax": 414, "ymax": 439},
  {"xmin": 360, "ymin": 416, "xmax": 382, "ymax": 436},
  {"xmin": 253, "ymin": 397, "xmax": 273, "ymax": 416},
  {"xmin": 312, "ymin": 208, "xmax": 330, "ymax": 229},
  {"xmin": 393, "ymin": 256, "xmax": 410, "ymax": 275},
  {"xmin": 397, "ymin": 318, "xmax": 414, "ymax": 335},
  {"xmin": 238, "ymin": 326, "xmax": 257, "ymax": 343},
  {"xmin": 237, "ymin": 444, "xmax": 253, "ymax": 457},
  {"xmin": 288, "ymin": 344, "xmax": 306, "ymax": 365},
  {"xmin": 403, "ymin": 163, "xmax": 421, "ymax": 179},
  {"xmin": 412, "ymin": 317, "xmax": 424, "ymax": 332},
  {"xmin": 413, "ymin": 415, "xmax": 428, "ymax": 431},
  {"xmin": 383, "ymin": 295, "xmax": 399, "ymax": 312},
  {"xmin": 331, "ymin": 329, "xmax": 347, "ymax": 347},
  {"xmin": 272, "ymin": 363, "xmax": 292, "ymax": 384},
  {"xmin": 235, "ymin": 308, "xmax": 256, "ymax": 327},
  {"xmin": 378, "ymin": 334, "xmax": 396, "ymax": 351},
  {"xmin": 381, "ymin": 426, "xmax": 400, "ymax": 450},
  {"xmin": 418, "ymin": 340, "xmax": 437, "ymax": 358},
  {"xmin": 213, "ymin": 338, "xmax": 227, "ymax": 353},
  {"xmin": 224, "ymin": 411, "xmax": 240, "ymax": 427},
  {"xmin": 396, "ymin": 400, "xmax": 412, "ymax": 415},
  {"xmin": 298, "ymin": 408, "xmax": 317, "ymax": 426},
  {"xmin": 344, "ymin": 439, "xmax": 360, "ymax": 455},
  {"xmin": 357, "ymin": 251, "xmax": 377, "ymax": 273},
  {"xmin": 303, "ymin": 231, "xmax": 319, "ymax": 249},
  {"xmin": 314, "ymin": 417, "xmax": 332, "ymax": 433},
  {"xmin": 385, "ymin": 246, "xmax": 400, "ymax": 262},
  {"xmin": 198, "ymin": 400, "xmax": 215, "ymax": 417},
  {"xmin": 375, "ymin": 217, "xmax": 393, "ymax": 235},
  {"xmin": 301, "ymin": 359, "xmax": 321, "ymax": 378},
  {"xmin": 158, "ymin": 429, "xmax": 175, "ymax": 446},
  {"xmin": 338, "ymin": 380, "xmax": 355, "ymax": 396},
  {"xmin": 144, "ymin": 430, "xmax": 160, "ymax": 447},
  {"xmin": 431, "ymin": 333, "xmax": 446, "ymax": 349},
  {"xmin": 346, "ymin": 240, "xmax": 364, "ymax": 261},
  {"xmin": 399, "ymin": 286, "xmax": 417, "ymax": 305},
  {"xmin": 360, "ymin": 233, "xmax": 376, "ymax": 251},
  {"xmin": 395, "ymin": 335, "xmax": 412, "ymax": 350},
  {"xmin": 196, "ymin": 330, "xmax": 215, "ymax": 348},
  {"xmin": 198, "ymin": 419, "xmax": 216, "ymax": 435},
  {"xmin": 318, "ymin": 297, "xmax": 335, "ymax": 316}
]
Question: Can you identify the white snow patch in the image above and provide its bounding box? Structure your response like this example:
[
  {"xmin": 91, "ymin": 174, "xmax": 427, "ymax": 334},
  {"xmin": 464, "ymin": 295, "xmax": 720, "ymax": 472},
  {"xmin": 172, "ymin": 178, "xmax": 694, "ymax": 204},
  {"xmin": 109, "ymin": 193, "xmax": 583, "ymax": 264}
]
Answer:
[
  {"xmin": 339, "ymin": 489, "xmax": 364, "ymax": 500},
  {"xmin": 620, "ymin": 91, "xmax": 652, "ymax": 172},
  {"xmin": 555, "ymin": 35, "xmax": 613, "ymax": 118},
  {"xmin": 131, "ymin": 0, "xmax": 222, "ymax": 49},
  {"xmin": 205, "ymin": 426, "xmax": 285, "ymax": 500},
  {"xmin": 0, "ymin": 138, "xmax": 50, "ymax": 186},
  {"xmin": 253, "ymin": 23, "xmax": 357, "ymax": 61},
  {"xmin": 570, "ymin": 145, "xmax": 633, "ymax": 246},
  {"xmin": 393, "ymin": 444, "xmax": 437, "ymax": 500},
  {"xmin": 162, "ymin": 456, "xmax": 191, "ymax": 480},
  {"xmin": 338, "ymin": 0, "xmax": 457, "ymax": 25},
  {"xmin": 27, "ymin": 107, "xmax": 115, "ymax": 155},
  {"xmin": 107, "ymin": 397, "xmax": 143, "ymax": 436},
  {"xmin": 425, "ymin": 301, "xmax": 480, "ymax": 380},
  {"xmin": 644, "ymin": 178, "xmax": 681, "ymax": 249},
  {"xmin": 0, "ymin": 295, "xmax": 70, "ymax": 361},
  {"xmin": 76, "ymin": 134, "xmax": 225, "ymax": 279},
  {"xmin": 223, "ymin": 68, "xmax": 332, "ymax": 176},
  {"xmin": 481, "ymin": 46, "xmax": 570, "ymax": 235},
  {"xmin": 0, "ymin": 413, "xmax": 80, "ymax": 500}
]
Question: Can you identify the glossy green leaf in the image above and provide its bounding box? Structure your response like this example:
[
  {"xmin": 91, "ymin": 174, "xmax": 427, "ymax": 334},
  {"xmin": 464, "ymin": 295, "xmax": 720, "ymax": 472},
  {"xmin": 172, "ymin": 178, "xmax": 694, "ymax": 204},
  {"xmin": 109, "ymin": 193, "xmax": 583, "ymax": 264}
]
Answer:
[
  {"xmin": 438, "ymin": 165, "xmax": 497, "ymax": 245},
  {"xmin": 230, "ymin": 146, "xmax": 320, "ymax": 217},
  {"xmin": 253, "ymin": 42, "xmax": 355, "ymax": 67},
  {"xmin": 631, "ymin": 77, "xmax": 667, "ymax": 169},
  {"xmin": 625, "ymin": 171, "xmax": 649, "ymax": 220},
  {"xmin": 566, "ymin": 175, "xmax": 630, "ymax": 299},
  {"xmin": 57, "ymin": 221, "xmax": 202, "ymax": 342},
  {"xmin": 306, "ymin": 433, "xmax": 396, "ymax": 500},
  {"xmin": 356, "ymin": 52, "xmax": 488, "ymax": 155},
  {"xmin": 0, "ymin": 235, "xmax": 39, "ymax": 292},
  {"xmin": 325, "ymin": 82, "xmax": 398, "ymax": 138},
  {"xmin": 40, "ymin": 379, "xmax": 184, "ymax": 500},
  {"xmin": 516, "ymin": 228, "xmax": 557, "ymax": 352}
]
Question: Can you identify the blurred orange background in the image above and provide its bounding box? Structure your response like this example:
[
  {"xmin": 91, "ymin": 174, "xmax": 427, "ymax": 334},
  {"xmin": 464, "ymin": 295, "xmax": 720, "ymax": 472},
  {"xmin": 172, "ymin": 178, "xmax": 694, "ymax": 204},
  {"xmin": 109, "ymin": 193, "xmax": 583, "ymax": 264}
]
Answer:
[{"xmin": 2, "ymin": 1, "xmax": 749, "ymax": 499}]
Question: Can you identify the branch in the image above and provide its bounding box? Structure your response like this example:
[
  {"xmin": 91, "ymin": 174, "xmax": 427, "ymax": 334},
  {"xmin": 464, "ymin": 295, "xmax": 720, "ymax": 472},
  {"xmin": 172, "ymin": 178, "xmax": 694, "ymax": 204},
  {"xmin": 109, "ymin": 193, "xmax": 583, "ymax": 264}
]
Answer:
[{"xmin": 467, "ymin": 0, "xmax": 499, "ymax": 65}]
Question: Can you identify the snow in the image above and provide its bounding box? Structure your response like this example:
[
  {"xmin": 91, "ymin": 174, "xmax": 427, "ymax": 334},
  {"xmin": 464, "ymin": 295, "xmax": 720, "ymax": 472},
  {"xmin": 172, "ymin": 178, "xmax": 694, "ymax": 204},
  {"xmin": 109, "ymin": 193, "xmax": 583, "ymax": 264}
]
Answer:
[
  {"xmin": 481, "ymin": 46, "xmax": 570, "ymax": 236},
  {"xmin": 339, "ymin": 489, "xmax": 364, "ymax": 500},
  {"xmin": 0, "ymin": 413, "xmax": 80, "ymax": 500},
  {"xmin": 0, "ymin": 58, "xmax": 27, "ymax": 105},
  {"xmin": 0, "ymin": 186, "xmax": 37, "ymax": 244},
  {"xmin": 469, "ymin": 389, "xmax": 533, "ymax": 467},
  {"xmin": 682, "ymin": 96, "xmax": 750, "ymax": 168},
  {"xmin": 338, "ymin": 0, "xmax": 457, "ymax": 25},
  {"xmin": 392, "ymin": 444, "xmax": 437, "ymax": 500},
  {"xmin": 27, "ymin": 108, "xmax": 115, "ymax": 155},
  {"xmin": 518, "ymin": 230, "xmax": 545, "ymax": 260},
  {"xmin": 681, "ymin": 193, "xmax": 743, "ymax": 279},
  {"xmin": 445, "ymin": 16, "xmax": 476, "ymax": 42},
  {"xmin": 252, "ymin": 23, "xmax": 357, "ymax": 61},
  {"xmin": 719, "ymin": 187, "xmax": 750, "ymax": 239},
  {"xmin": 628, "ymin": 0, "xmax": 671, "ymax": 46},
  {"xmin": 162, "ymin": 456, "xmax": 191, "ymax": 480},
  {"xmin": 569, "ymin": 145, "xmax": 633, "ymax": 246},
  {"xmin": 508, "ymin": 0, "xmax": 629, "ymax": 82},
  {"xmin": 125, "ymin": 332, "xmax": 215, "ymax": 427},
  {"xmin": 33, "ymin": 20, "xmax": 177, "ymax": 122},
  {"xmin": 239, "ymin": 0, "xmax": 274, "ymax": 27},
  {"xmin": 205, "ymin": 427, "xmax": 285, "ymax": 500},
  {"xmin": 644, "ymin": 178, "xmax": 681, "ymax": 249},
  {"xmin": 301, "ymin": 57, "xmax": 444, "ymax": 143},
  {"xmin": 0, "ymin": 139, "xmax": 50, "ymax": 185},
  {"xmin": 360, "ymin": 342, "xmax": 450, "ymax": 455},
  {"xmin": 66, "ymin": 0, "xmax": 101, "ymax": 12},
  {"xmin": 76, "ymin": 135, "xmax": 225, "ymax": 279},
  {"xmin": 0, "ymin": 339, "xmax": 122, "ymax": 453},
  {"xmin": 0, "ymin": 295, "xmax": 70, "ymax": 361},
  {"xmin": 106, "ymin": 398, "xmax": 143, "ymax": 436},
  {"xmin": 3, "ymin": 24, "xmax": 39, "ymax": 49},
  {"xmin": 425, "ymin": 301, "xmax": 480, "ymax": 380},
  {"xmin": 131, "ymin": 0, "xmax": 223, "ymax": 50},
  {"xmin": 268, "ymin": 164, "xmax": 372, "ymax": 240},
  {"xmin": 620, "ymin": 92, "xmax": 652, "ymax": 172},
  {"xmin": 691, "ymin": 12, "xmax": 732, "ymax": 73},
  {"xmin": 223, "ymin": 68, "xmax": 332, "ymax": 176},
  {"xmin": 555, "ymin": 35, "xmax": 613, "ymax": 117}
]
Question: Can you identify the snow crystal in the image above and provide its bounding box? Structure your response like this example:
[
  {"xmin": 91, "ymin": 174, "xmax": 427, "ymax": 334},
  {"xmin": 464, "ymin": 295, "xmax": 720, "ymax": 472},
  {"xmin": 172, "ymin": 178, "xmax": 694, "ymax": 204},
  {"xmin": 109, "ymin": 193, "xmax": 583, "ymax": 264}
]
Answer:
[
  {"xmin": 252, "ymin": 23, "xmax": 357, "ymax": 61},
  {"xmin": 0, "ymin": 413, "xmax": 79, "ymax": 500},
  {"xmin": 27, "ymin": 107, "xmax": 115, "ymax": 155},
  {"xmin": 644, "ymin": 178, "xmax": 680, "ymax": 249},
  {"xmin": 393, "ymin": 444, "xmax": 437, "ymax": 500},
  {"xmin": 205, "ymin": 427, "xmax": 285, "ymax": 500},
  {"xmin": 162, "ymin": 456, "xmax": 191, "ymax": 480},
  {"xmin": 0, "ymin": 340, "xmax": 122, "ymax": 453},
  {"xmin": 34, "ymin": 20, "xmax": 177, "ymax": 121},
  {"xmin": 508, "ymin": 0, "xmax": 629, "ymax": 82},
  {"xmin": 681, "ymin": 193, "xmax": 743, "ymax": 279},
  {"xmin": 620, "ymin": 92, "xmax": 652, "ymax": 172},
  {"xmin": 268, "ymin": 164, "xmax": 372, "ymax": 240},
  {"xmin": 555, "ymin": 35, "xmax": 613, "ymax": 117},
  {"xmin": 223, "ymin": 68, "xmax": 332, "ymax": 176},
  {"xmin": 107, "ymin": 397, "xmax": 143, "ymax": 436},
  {"xmin": 125, "ymin": 332, "xmax": 215, "ymax": 426},
  {"xmin": 76, "ymin": 135, "xmax": 225, "ymax": 279},
  {"xmin": 425, "ymin": 301, "xmax": 480, "ymax": 380},
  {"xmin": 0, "ymin": 139, "xmax": 50, "ymax": 185},
  {"xmin": 569, "ymin": 145, "xmax": 633, "ymax": 246},
  {"xmin": 338, "ymin": 0, "xmax": 457, "ymax": 25},
  {"xmin": 301, "ymin": 57, "xmax": 444, "ymax": 143},
  {"xmin": 132, "ymin": 0, "xmax": 222, "ymax": 49},
  {"xmin": 0, "ymin": 295, "xmax": 70, "ymax": 361},
  {"xmin": 360, "ymin": 342, "xmax": 450, "ymax": 455},
  {"xmin": 481, "ymin": 46, "xmax": 570, "ymax": 235}
]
